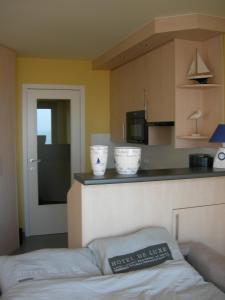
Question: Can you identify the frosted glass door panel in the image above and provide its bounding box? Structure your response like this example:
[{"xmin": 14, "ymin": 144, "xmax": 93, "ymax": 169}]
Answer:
[{"xmin": 37, "ymin": 100, "xmax": 71, "ymax": 205}]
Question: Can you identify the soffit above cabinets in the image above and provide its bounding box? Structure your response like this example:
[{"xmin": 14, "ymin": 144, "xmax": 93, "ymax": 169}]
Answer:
[{"xmin": 93, "ymin": 14, "xmax": 225, "ymax": 70}]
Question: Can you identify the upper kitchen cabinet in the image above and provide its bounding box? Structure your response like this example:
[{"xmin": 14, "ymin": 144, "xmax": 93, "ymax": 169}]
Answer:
[
  {"xmin": 110, "ymin": 65, "xmax": 127, "ymax": 142},
  {"xmin": 110, "ymin": 54, "xmax": 147, "ymax": 142},
  {"xmin": 146, "ymin": 41, "xmax": 174, "ymax": 123},
  {"xmin": 126, "ymin": 55, "xmax": 148, "ymax": 113},
  {"xmin": 110, "ymin": 41, "xmax": 174, "ymax": 142}
]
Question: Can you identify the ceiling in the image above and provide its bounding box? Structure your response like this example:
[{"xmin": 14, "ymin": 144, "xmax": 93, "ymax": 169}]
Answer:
[{"xmin": 0, "ymin": 0, "xmax": 225, "ymax": 59}]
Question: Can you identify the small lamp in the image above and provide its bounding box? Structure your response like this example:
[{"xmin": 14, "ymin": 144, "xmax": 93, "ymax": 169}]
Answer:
[{"xmin": 209, "ymin": 124, "xmax": 225, "ymax": 168}]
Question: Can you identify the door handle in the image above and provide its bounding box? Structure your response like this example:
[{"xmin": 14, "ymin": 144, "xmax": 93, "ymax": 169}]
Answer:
[
  {"xmin": 144, "ymin": 89, "xmax": 148, "ymax": 120},
  {"xmin": 29, "ymin": 158, "xmax": 41, "ymax": 163}
]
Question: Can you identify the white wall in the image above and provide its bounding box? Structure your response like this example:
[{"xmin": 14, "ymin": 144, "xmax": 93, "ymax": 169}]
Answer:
[
  {"xmin": 139, "ymin": 145, "xmax": 216, "ymax": 170},
  {"xmin": 91, "ymin": 133, "xmax": 216, "ymax": 170}
]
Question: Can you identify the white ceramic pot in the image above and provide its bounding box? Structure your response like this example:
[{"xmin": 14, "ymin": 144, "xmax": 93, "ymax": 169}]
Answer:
[
  {"xmin": 90, "ymin": 145, "xmax": 108, "ymax": 176},
  {"xmin": 114, "ymin": 147, "xmax": 141, "ymax": 175}
]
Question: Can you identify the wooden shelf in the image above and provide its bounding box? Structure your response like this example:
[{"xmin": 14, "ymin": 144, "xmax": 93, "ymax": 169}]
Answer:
[
  {"xmin": 178, "ymin": 84, "xmax": 221, "ymax": 88},
  {"xmin": 177, "ymin": 135, "xmax": 210, "ymax": 140}
]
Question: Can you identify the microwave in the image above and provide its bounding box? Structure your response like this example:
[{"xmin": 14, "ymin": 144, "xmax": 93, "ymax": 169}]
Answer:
[{"xmin": 126, "ymin": 110, "xmax": 148, "ymax": 144}]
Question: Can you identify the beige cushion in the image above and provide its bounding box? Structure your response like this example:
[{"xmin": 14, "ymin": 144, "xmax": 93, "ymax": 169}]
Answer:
[{"xmin": 179, "ymin": 242, "xmax": 225, "ymax": 293}]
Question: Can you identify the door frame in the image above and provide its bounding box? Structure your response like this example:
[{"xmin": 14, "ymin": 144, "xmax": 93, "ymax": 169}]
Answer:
[{"xmin": 22, "ymin": 84, "xmax": 85, "ymax": 236}]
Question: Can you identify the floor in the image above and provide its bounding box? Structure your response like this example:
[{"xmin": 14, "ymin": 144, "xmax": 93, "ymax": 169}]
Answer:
[{"xmin": 13, "ymin": 233, "xmax": 68, "ymax": 254}]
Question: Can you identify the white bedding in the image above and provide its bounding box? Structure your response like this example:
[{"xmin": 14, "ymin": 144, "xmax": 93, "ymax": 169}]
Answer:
[{"xmin": 2, "ymin": 260, "xmax": 224, "ymax": 300}]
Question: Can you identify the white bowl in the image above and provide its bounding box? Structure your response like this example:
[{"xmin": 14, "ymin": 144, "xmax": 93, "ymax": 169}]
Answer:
[{"xmin": 114, "ymin": 147, "xmax": 141, "ymax": 175}]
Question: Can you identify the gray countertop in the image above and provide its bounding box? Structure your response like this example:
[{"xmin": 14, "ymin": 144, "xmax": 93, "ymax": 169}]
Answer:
[{"xmin": 73, "ymin": 168, "xmax": 225, "ymax": 185}]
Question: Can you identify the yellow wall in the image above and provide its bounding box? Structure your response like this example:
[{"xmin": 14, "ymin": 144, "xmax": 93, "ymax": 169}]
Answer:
[{"xmin": 16, "ymin": 58, "xmax": 110, "ymax": 227}]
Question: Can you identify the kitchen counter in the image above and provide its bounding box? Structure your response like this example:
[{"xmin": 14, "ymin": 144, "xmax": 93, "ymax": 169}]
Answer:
[
  {"xmin": 74, "ymin": 168, "xmax": 225, "ymax": 185},
  {"xmin": 69, "ymin": 167, "xmax": 225, "ymax": 252}
]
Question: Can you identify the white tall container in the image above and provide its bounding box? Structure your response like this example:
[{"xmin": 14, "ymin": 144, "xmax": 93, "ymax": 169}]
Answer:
[
  {"xmin": 90, "ymin": 145, "xmax": 108, "ymax": 176},
  {"xmin": 114, "ymin": 147, "xmax": 141, "ymax": 175}
]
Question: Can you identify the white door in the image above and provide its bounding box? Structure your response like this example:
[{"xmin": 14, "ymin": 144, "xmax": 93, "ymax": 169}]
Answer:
[{"xmin": 23, "ymin": 85, "xmax": 85, "ymax": 236}]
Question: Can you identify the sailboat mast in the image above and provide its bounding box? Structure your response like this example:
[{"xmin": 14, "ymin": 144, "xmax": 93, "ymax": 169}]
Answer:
[{"xmin": 195, "ymin": 48, "xmax": 198, "ymax": 75}]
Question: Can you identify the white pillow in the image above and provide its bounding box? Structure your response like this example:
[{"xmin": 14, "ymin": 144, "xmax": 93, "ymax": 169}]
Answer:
[
  {"xmin": 0, "ymin": 248, "xmax": 101, "ymax": 293},
  {"xmin": 88, "ymin": 227, "xmax": 184, "ymax": 275}
]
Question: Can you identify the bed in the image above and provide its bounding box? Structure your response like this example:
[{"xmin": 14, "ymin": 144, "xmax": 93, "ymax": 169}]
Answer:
[{"xmin": 0, "ymin": 227, "xmax": 224, "ymax": 300}]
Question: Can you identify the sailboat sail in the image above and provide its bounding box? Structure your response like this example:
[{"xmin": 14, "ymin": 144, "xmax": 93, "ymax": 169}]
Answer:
[
  {"xmin": 196, "ymin": 52, "xmax": 210, "ymax": 74},
  {"xmin": 188, "ymin": 60, "xmax": 196, "ymax": 77},
  {"xmin": 188, "ymin": 49, "xmax": 213, "ymax": 81}
]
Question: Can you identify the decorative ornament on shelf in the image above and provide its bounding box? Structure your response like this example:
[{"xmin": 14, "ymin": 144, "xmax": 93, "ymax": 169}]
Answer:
[
  {"xmin": 187, "ymin": 49, "xmax": 213, "ymax": 84},
  {"xmin": 188, "ymin": 109, "xmax": 202, "ymax": 137},
  {"xmin": 209, "ymin": 124, "xmax": 225, "ymax": 169}
]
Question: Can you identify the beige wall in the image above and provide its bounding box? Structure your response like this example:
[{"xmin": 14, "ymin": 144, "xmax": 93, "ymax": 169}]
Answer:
[{"xmin": 16, "ymin": 58, "xmax": 110, "ymax": 228}]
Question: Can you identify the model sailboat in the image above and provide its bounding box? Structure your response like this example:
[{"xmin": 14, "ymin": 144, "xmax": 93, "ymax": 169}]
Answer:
[{"xmin": 187, "ymin": 49, "xmax": 213, "ymax": 84}]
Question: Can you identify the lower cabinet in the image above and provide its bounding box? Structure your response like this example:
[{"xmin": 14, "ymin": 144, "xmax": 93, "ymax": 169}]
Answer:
[
  {"xmin": 172, "ymin": 203, "xmax": 225, "ymax": 255},
  {"xmin": 68, "ymin": 177, "xmax": 225, "ymax": 254}
]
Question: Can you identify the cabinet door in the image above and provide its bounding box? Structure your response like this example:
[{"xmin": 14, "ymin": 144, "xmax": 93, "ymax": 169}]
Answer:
[
  {"xmin": 110, "ymin": 67, "xmax": 126, "ymax": 142},
  {"xmin": 173, "ymin": 204, "xmax": 225, "ymax": 255},
  {"xmin": 146, "ymin": 42, "xmax": 174, "ymax": 122},
  {"xmin": 161, "ymin": 42, "xmax": 174, "ymax": 121},
  {"xmin": 125, "ymin": 55, "xmax": 147, "ymax": 112},
  {"xmin": 110, "ymin": 57, "xmax": 147, "ymax": 142}
]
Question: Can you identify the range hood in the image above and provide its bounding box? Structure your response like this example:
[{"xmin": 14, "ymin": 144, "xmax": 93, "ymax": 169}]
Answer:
[{"xmin": 148, "ymin": 121, "xmax": 174, "ymax": 126}]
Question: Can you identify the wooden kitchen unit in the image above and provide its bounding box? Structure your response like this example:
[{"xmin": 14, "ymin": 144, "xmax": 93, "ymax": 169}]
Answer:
[
  {"xmin": 110, "ymin": 41, "xmax": 174, "ymax": 142},
  {"xmin": 100, "ymin": 14, "xmax": 225, "ymax": 147},
  {"xmin": 68, "ymin": 169, "xmax": 225, "ymax": 256}
]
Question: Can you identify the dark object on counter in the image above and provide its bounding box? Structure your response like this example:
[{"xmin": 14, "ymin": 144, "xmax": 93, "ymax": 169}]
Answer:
[{"xmin": 189, "ymin": 154, "xmax": 213, "ymax": 168}]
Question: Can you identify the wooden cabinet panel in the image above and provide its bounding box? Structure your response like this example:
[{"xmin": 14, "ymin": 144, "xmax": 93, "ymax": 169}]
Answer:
[
  {"xmin": 161, "ymin": 42, "xmax": 175, "ymax": 122},
  {"xmin": 146, "ymin": 48, "xmax": 161, "ymax": 121},
  {"xmin": 110, "ymin": 67, "xmax": 126, "ymax": 142},
  {"xmin": 110, "ymin": 56, "xmax": 147, "ymax": 142},
  {"xmin": 173, "ymin": 204, "xmax": 225, "ymax": 255},
  {"xmin": 110, "ymin": 41, "xmax": 175, "ymax": 142},
  {"xmin": 69, "ymin": 177, "xmax": 225, "ymax": 251},
  {"xmin": 146, "ymin": 41, "xmax": 174, "ymax": 122},
  {"xmin": 0, "ymin": 46, "xmax": 18, "ymax": 254},
  {"xmin": 126, "ymin": 55, "xmax": 147, "ymax": 112}
]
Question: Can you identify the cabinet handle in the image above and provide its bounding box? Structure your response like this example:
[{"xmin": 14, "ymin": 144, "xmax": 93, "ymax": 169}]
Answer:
[
  {"xmin": 122, "ymin": 122, "xmax": 126, "ymax": 142},
  {"xmin": 175, "ymin": 213, "xmax": 179, "ymax": 241},
  {"xmin": 145, "ymin": 101, "xmax": 149, "ymax": 120},
  {"xmin": 144, "ymin": 89, "xmax": 148, "ymax": 120}
]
